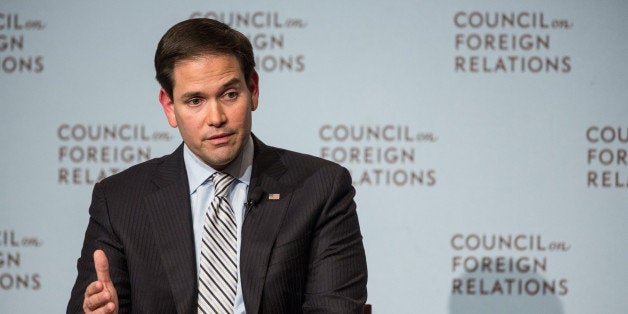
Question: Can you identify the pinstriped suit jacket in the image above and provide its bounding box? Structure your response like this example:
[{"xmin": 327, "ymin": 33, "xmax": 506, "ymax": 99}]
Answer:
[{"xmin": 67, "ymin": 136, "xmax": 368, "ymax": 313}]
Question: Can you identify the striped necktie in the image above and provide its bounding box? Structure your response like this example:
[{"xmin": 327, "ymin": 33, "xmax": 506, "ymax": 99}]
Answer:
[{"xmin": 198, "ymin": 172, "xmax": 238, "ymax": 314}]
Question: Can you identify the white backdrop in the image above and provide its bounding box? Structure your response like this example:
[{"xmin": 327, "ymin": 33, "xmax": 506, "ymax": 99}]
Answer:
[{"xmin": 1, "ymin": 1, "xmax": 627, "ymax": 313}]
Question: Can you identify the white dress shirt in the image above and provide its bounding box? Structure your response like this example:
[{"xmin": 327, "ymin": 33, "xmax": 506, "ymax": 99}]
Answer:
[{"xmin": 183, "ymin": 136, "xmax": 253, "ymax": 314}]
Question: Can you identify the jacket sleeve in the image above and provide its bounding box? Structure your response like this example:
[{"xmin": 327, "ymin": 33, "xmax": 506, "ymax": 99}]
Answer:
[
  {"xmin": 302, "ymin": 167, "xmax": 368, "ymax": 313},
  {"xmin": 66, "ymin": 182, "xmax": 132, "ymax": 313}
]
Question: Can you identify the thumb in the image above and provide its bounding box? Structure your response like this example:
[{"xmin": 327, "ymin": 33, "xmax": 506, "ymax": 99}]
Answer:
[{"xmin": 93, "ymin": 249, "xmax": 112, "ymax": 284}]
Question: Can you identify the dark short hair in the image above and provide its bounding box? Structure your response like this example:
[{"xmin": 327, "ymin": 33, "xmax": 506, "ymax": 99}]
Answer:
[{"xmin": 154, "ymin": 18, "xmax": 255, "ymax": 99}]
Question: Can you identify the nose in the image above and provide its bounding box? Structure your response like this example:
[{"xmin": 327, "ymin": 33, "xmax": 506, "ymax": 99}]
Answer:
[{"xmin": 205, "ymin": 102, "xmax": 227, "ymax": 127}]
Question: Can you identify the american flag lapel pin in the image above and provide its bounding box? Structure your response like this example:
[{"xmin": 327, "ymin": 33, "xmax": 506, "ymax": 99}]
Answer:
[{"xmin": 268, "ymin": 193, "xmax": 280, "ymax": 200}]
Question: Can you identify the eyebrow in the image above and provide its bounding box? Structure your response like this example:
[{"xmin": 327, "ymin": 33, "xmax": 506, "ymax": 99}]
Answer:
[
  {"xmin": 179, "ymin": 77, "xmax": 244, "ymax": 100},
  {"xmin": 221, "ymin": 77, "xmax": 243, "ymax": 89}
]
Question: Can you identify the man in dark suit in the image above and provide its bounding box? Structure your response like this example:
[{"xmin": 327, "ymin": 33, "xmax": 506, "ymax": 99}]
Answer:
[{"xmin": 67, "ymin": 18, "xmax": 367, "ymax": 313}]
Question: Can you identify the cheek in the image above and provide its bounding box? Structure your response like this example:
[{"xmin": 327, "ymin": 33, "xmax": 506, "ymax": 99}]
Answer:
[
  {"xmin": 229, "ymin": 107, "xmax": 252, "ymax": 125},
  {"xmin": 176, "ymin": 109, "xmax": 202, "ymax": 126},
  {"xmin": 238, "ymin": 112, "xmax": 253, "ymax": 131},
  {"xmin": 174, "ymin": 113, "xmax": 204, "ymax": 137}
]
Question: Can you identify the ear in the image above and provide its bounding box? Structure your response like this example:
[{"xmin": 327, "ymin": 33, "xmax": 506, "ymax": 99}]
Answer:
[
  {"xmin": 159, "ymin": 88, "xmax": 178, "ymax": 128},
  {"xmin": 248, "ymin": 70, "xmax": 259, "ymax": 111}
]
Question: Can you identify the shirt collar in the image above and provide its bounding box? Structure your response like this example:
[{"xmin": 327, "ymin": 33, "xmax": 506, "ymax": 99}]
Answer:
[{"xmin": 183, "ymin": 134, "xmax": 254, "ymax": 194}]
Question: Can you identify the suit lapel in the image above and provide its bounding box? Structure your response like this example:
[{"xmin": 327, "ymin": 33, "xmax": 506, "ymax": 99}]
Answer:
[
  {"xmin": 142, "ymin": 139, "xmax": 291, "ymax": 313},
  {"xmin": 145, "ymin": 145, "xmax": 197, "ymax": 313},
  {"xmin": 241, "ymin": 137, "xmax": 292, "ymax": 314}
]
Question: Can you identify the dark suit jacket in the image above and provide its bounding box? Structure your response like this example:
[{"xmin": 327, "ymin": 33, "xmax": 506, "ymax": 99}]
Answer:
[{"xmin": 67, "ymin": 136, "xmax": 367, "ymax": 313}]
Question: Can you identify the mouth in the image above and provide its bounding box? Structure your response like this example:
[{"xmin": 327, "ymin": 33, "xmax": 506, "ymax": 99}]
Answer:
[{"xmin": 206, "ymin": 132, "xmax": 234, "ymax": 145}]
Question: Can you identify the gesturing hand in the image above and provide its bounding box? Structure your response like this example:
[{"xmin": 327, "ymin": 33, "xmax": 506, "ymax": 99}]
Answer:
[{"xmin": 83, "ymin": 250, "xmax": 119, "ymax": 314}]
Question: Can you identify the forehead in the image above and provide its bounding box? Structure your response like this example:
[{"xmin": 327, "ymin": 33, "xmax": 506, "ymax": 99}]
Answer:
[{"xmin": 172, "ymin": 54, "xmax": 245, "ymax": 88}]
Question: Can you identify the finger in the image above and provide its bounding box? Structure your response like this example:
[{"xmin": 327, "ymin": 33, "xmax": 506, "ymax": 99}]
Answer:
[
  {"xmin": 83, "ymin": 287, "xmax": 112, "ymax": 311},
  {"xmin": 103, "ymin": 301, "xmax": 117, "ymax": 313},
  {"xmin": 85, "ymin": 280, "xmax": 104, "ymax": 297},
  {"xmin": 93, "ymin": 250, "xmax": 112, "ymax": 283}
]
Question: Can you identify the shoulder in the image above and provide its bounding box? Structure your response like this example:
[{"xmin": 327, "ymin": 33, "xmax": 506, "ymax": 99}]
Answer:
[
  {"xmin": 260, "ymin": 144, "xmax": 351, "ymax": 188},
  {"xmin": 253, "ymin": 135, "xmax": 343, "ymax": 172},
  {"xmin": 96, "ymin": 146, "xmax": 183, "ymax": 191},
  {"xmin": 280, "ymin": 147, "xmax": 343, "ymax": 172}
]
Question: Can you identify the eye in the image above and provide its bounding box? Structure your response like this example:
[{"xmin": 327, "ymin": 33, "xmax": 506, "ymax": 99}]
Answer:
[
  {"xmin": 187, "ymin": 98, "xmax": 203, "ymax": 106},
  {"xmin": 224, "ymin": 91, "xmax": 239, "ymax": 100}
]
